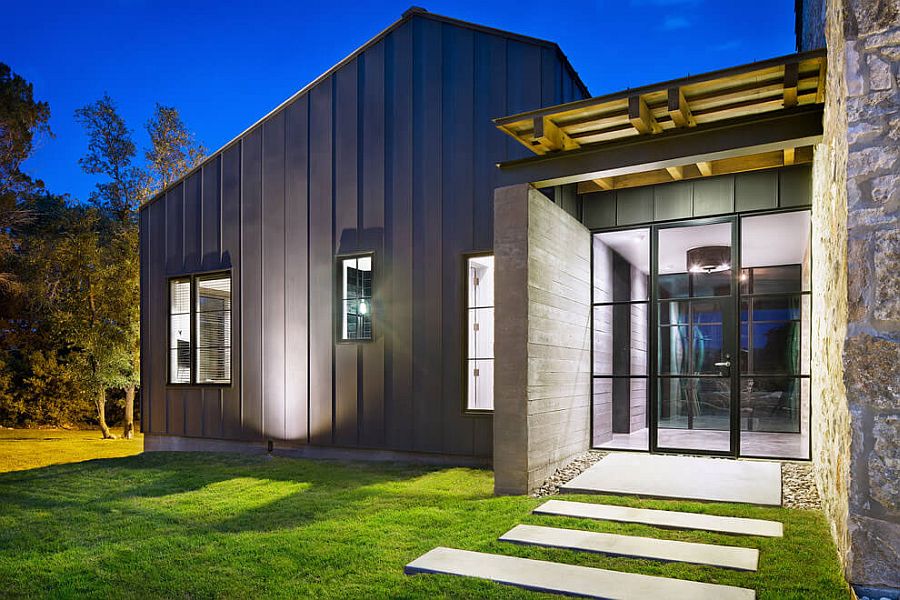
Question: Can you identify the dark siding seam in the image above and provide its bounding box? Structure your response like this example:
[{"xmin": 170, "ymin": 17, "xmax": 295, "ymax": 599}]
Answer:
[
  {"xmin": 306, "ymin": 95, "xmax": 312, "ymax": 445},
  {"xmin": 331, "ymin": 75, "xmax": 337, "ymax": 444}
]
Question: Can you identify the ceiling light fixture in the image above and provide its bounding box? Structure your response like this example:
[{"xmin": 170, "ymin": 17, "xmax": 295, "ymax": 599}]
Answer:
[{"xmin": 686, "ymin": 245, "xmax": 731, "ymax": 273}]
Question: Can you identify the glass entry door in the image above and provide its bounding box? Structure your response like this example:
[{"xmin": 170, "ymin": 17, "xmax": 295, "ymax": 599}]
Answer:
[{"xmin": 652, "ymin": 219, "xmax": 737, "ymax": 455}]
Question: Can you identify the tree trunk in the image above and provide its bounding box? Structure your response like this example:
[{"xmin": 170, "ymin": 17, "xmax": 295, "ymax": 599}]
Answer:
[
  {"xmin": 94, "ymin": 388, "xmax": 116, "ymax": 439},
  {"xmin": 122, "ymin": 385, "xmax": 135, "ymax": 439}
]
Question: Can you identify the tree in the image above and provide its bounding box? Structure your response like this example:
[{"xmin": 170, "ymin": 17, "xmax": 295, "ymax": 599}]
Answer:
[
  {"xmin": 75, "ymin": 96, "xmax": 145, "ymax": 438},
  {"xmin": 145, "ymin": 103, "xmax": 205, "ymax": 194},
  {"xmin": 0, "ymin": 63, "xmax": 50, "ymax": 293},
  {"xmin": 74, "ymin": 95, "xmax": 146, "ymax": 222},
  {"xmin": 23, "ymin": 206, "xmax": 134, "ymax": 438}
]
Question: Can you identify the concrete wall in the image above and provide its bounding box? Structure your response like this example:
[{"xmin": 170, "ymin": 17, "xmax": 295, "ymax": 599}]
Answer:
[
  {"xmin": 809, "ymin": 0, "xmax": 899, "ymax": 589},
  {"xmin": 494, "ymin": 184, "xmax": 592, "ymax": 494}
]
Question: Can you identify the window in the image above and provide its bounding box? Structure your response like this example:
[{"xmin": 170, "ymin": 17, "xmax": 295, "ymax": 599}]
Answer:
[
  {"xmin": 169, "ymin": 279, "xmax": 192, "ymax": 384},
  {"xmin": 339, "ymin": 256, "xmax": 373, "ymax": 341},
  {"xmin": 168, "ymin": 272, "xmax": 232, "ymax": 385},
  {"xmin": 465, "ymin": 255, "xmax": 494, "ymax": 411}
]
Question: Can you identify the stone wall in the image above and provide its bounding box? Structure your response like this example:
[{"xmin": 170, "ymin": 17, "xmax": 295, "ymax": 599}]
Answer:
[
  {"xmin": 494, "ymin": 184, "xmax": 592, "ymax": 495},
  {"xmin": 809, "ymin": 0, "xmax": 900, "ymax": 589}
]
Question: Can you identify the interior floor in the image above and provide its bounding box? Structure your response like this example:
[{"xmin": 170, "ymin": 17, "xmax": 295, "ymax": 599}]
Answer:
[{"xmin": 595, "ymin": 427, "xmax": 809, "ymax": 459}]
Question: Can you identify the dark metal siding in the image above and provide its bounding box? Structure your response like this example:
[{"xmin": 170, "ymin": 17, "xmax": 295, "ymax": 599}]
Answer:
[{"xmin": 139, "ymin": 15, "xmax": 589, "ymax": 458}]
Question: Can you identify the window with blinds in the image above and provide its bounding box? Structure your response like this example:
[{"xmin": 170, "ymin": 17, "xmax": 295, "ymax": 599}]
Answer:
[
  {"xmin": 339, "ymin": 256, "xmax": 373, "ymax": 341},
  {"xmin": 168, "ymin": 272, "xmax": 231, "ymax": 385},
  {"xmin": 196, "ymin": 274, "xmax": 232, "ymax": 383},
  {"xmin": 169, "ymin": 279, "xmax": 192, "ymax": 384}
]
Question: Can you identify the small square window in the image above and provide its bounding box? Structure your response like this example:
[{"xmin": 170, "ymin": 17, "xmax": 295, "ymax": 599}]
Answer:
[{"xmin": 339, "ymin": 256, "xmax": 373, "ymax": 341}]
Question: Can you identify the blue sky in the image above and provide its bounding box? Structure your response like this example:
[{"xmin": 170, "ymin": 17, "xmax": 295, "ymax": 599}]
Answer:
[{"xmin": 5, "ymin": 0, "xmax": 797, "ymax": 201}]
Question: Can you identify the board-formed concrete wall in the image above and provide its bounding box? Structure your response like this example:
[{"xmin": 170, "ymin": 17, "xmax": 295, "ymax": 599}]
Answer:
[
  {"xmin": 808, "ymin": 0, "xmax": 899, "ymax": 589},
  {"xmin": 494, "ymin": 184, "xmax": 592, "ymax": 495}
]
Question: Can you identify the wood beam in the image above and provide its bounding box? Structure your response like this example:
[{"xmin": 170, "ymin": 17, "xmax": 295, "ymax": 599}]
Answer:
[
  {"xmin": 783, "ymin": 62, "xmax": 799, "ymax": 108},
  {"xmin": 592, "ymin": 177, "xmax": 615, "ymax": 190},
  {"xmin": 628, "ymin": 95, "xmax": 662, "ymax": 135},
  {"xmin": 666, "ymin": 165, "xmax": 685, "ymax": 180},
  {"xmin": 667, "ymin": 88, "xmax": 696, "ymax": 128},
  {"xmin": 499, "ymin": 108, "xmax": 824, "ymax": 188},
  {"xmin": 815, "ymin": 61, "xmax": 826, "ymax": 103},
  {"xmin": 576, "ymin": 147, "xmax": 814, "ymax": 194},
  {"xmin": 697, "ymin": 161, "xmax": 713, "ymax": 177},
  {"xmin": 783, "ymin": 147, "xmax": 795, "ymax": 165},
  {"xmin": 532, "ymin": 116, "xmax": 580, "ymax": 152}
]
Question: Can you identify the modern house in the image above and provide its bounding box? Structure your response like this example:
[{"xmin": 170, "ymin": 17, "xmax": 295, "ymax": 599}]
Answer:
[{"xmin": 139, "ymin": 2, "xmax": 898, "ymax": 591}]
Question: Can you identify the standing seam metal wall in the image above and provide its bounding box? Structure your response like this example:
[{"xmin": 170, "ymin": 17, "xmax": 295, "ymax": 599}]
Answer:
[{"xmin": 139, "ymin": 14, "xmax": 587, "ymax": 458}]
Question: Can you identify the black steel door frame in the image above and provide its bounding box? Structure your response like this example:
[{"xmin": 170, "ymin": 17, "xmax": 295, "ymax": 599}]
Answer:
[{"xmin": 649, "ymin": 215, "xmax": 741, "ymax": 458}]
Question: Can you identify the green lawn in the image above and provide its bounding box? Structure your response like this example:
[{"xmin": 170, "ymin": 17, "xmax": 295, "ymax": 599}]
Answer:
[
  {"xmin": 0, "ymin": 428, "xmax": 143, "ymax": 472},
  {"xmin": 0, "ymin": 434, "xmax": 849, "ymax": 599}
]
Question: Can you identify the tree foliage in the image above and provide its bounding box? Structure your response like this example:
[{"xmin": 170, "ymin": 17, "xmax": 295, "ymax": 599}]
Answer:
[
  {"xmin": 0, "ymin": 68, "xmax": 204, "ymax": 434},
  {"xmin": 0, "ymin": 63, "xmax": 49, "ymax": 293},
  {"xmin": 74, "ymin": 95, "xmax": 147, "ymax": 222},
  {"xmin": 74, "ymin": 95, "xmax": 144, "ymax": 437},
  {"xmin": 145, "ymin": 103, "xmax": 205, "ymax": 194},
  {"xmin": 0, "ymin": 63, "xmax": 51, "ymax": 205}
]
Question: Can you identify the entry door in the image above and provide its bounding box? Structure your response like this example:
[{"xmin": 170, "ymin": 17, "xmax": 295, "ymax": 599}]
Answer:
[{"xmin": 651, "ymin": 218, "xmax": 738, "ymax": 456}]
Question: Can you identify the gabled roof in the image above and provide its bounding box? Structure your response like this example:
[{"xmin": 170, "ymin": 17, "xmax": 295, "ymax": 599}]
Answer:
[{"xmin": 140, "ymin": 7, "xmax": 589, "ymax": 211}]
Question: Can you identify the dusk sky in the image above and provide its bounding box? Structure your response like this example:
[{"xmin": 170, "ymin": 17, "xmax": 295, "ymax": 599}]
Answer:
[{"xmin": 5, "ymin": 0, "xmax": 797, "ymax": 201}]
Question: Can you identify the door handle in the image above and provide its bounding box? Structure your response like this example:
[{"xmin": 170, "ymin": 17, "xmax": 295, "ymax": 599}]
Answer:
[{"xmin": 714, "ymin": 361, "xmax": 731, "ymax": 367}]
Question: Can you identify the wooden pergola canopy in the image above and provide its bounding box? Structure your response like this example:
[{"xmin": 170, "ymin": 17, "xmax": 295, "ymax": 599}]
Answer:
[{"xmin": 494, "ymin": 50, "xmax": 825, "ymax": 192}]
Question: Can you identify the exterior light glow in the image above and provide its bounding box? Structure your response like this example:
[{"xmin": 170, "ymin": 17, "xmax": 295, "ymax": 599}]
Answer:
[{"xmin": 358, "ymin": 300, "xmax": 369, "ymax": 315}]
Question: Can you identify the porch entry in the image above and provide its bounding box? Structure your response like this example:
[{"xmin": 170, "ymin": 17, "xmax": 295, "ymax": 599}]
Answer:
[{"xmin": 591, "ymin": 210, "xmax": 810, "ymax": 459}]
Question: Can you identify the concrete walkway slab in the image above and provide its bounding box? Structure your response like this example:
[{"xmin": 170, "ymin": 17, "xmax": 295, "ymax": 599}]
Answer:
[
  {"xmin": 560, "ymin": 453, "xmax": 782, "ymax": 506},
  {"xmin": 405, "ymin": 547, "xmax": 756, "ymax": 600},
  {"xmin": 534, "ymin": 499, "xmax": 783, "ymax": 537},
  {"xmin": 500, "ymin": 524, "xmax": 759, "ymax": 570}
]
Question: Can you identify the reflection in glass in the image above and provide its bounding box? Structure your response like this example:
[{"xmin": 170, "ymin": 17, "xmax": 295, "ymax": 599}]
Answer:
[
  {"xmin": 196, "ymin": 274, "xmax": 231, "ymax": 384},
  {"xmin": 591, "ymin": 229, "xmax": 650, "ymax": 448},
  {"xmin": 739, "ymin": 211, "xmax": 811, "ymax": 458},
  {"xmin": 740, "ymin": 377, "xmax": 800, "ymax": 433},
  {"xmin": 341, "ymin": 256, "xmax": 373, "ymax": 341}
]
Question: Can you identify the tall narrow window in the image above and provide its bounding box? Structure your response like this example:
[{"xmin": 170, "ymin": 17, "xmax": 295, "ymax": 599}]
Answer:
[
  {"xmin": 196, "ymin": 274, "xmax": 232, "ymax": 384},
  {"xmin": 340, "ymin": 255, "xmax": 373, "ymax": 341},
  {"xmin": 168, "ymin": 272, "xmax": 232, "ymax": 385},
  {"xmin": 466, "ymin": 255, "xmax": 494, "ymax": 411},
  {"xmin": 169, "ymin": 278, "xmax": 192, "ymax": 384}
]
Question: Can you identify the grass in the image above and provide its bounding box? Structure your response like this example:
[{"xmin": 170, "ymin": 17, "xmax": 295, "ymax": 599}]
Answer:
[
  {"xmin": 0, "ymin": 428, "xmax": 143, "ymax": 472},
  {"xmin": 0, "ymin": 432, "xmax": 849, "ymax": 599}
]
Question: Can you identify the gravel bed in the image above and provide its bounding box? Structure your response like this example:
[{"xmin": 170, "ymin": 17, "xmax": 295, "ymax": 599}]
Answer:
[
  {"xmin": 781, "ymin": 460, "xmax": 822, "ymax": 510},
  {"xmin": 532, "ymin": 451, "xmax": 822, "ymax": 510},
  {"xmin": 531, "ymin": 450, "xmax": 609, "ymax": 497}
]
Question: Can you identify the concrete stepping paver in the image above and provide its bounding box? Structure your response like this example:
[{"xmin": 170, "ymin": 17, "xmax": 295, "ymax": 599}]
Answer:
[
  {"xmin": 560, "ymin": 454, "xmax": 782, "ymax": 506},
  {"xmin": 405, "ymin": 547, "xmax": 756, "ymax": 600},
  {"xmin": 534, "ymin": 499, "xmax": 783, "ymax": 537},
  {"xmin": 500, "ymin": 524, "xmax": 759, "ymax": 570}
]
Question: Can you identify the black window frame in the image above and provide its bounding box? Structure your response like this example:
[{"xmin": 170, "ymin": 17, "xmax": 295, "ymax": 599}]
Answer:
[
  {"xmin": 167, "ymin": 270, "xmax": 233, "ymax": 387},
  {"xmin": 336, "ymin": 253, "xmax": 375, "ymax": 343}
]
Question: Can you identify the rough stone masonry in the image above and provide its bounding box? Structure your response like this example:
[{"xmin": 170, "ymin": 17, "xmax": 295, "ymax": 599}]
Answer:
[{"xmin": 808, "ymin": 0, "xmax": 900, "ymax": 589}]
